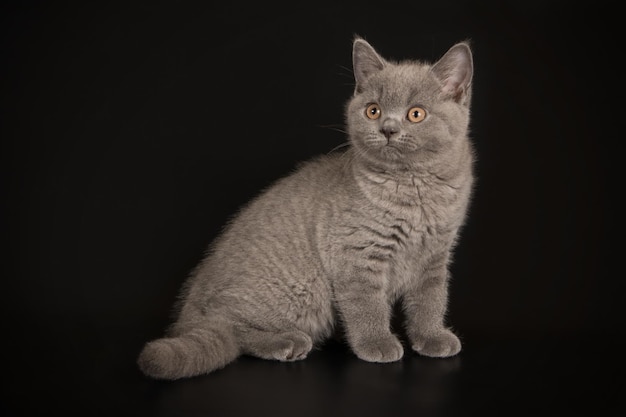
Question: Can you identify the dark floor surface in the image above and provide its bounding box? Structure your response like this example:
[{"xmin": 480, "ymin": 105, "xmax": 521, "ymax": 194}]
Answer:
[{"xmin": 3, "ymin": 319, "xmax": 624, "ymax": 417}]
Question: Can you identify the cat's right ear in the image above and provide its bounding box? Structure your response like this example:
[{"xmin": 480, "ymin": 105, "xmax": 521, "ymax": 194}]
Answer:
[{"xmin": 352, "ymin": 37, "xmax": 386, "ymax": 94}]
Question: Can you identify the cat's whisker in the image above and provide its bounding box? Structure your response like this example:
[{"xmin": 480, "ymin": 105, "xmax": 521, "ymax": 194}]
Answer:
[
  {"xmin": 318, "ymin": 124, "xmax": 348, "ymax": 135},
  {"xmin": 337, "ymin": 64, "xmax": 355, "ymax": 78},
  {"xmin": 339, "ymin": 147, "xmax": 362, "ymax": 172},
  {"xmin": 327, "ymin": 142, "xmax": 351, "ymax": 155}
]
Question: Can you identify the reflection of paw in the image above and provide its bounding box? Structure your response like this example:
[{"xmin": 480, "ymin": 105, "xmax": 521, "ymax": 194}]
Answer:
[
  {"xmin": 272, "ymin": 332, "xmax": 313, "ymax": 362},
  {"xmin": 412, "ymin": 329, "xmax": 461, "ymax": 358},
  {"xmin": 353, "ymin": 335, "xmax": 404, "ymax": 363}
]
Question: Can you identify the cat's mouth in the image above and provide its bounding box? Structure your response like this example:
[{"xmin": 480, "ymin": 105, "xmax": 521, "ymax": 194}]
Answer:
[
  {"xmin": 370, "ymin": 145, "xmax": 408, "ymax": 165},
  {"xmin": 378, "ymin": 141, "xmax": 418, "ymax": 160},
  {"xmin": 360, "ymin": 134, "xmax": 420, "ymax": 163}
]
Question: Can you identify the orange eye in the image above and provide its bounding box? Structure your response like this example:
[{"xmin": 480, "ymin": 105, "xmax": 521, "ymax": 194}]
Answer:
[
  {"xmin": 365, "ymin": 103, "xmax": 381, "ymax": 120},
  {"xmin": 407, "ymin": 106, "xmax": 427, "ymax": 123}
]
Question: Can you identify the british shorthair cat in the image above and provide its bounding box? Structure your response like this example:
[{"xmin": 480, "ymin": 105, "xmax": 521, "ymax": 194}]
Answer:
[{"xmin": 138, "ymin": 36, "xmax": 475, "ymax": 380}]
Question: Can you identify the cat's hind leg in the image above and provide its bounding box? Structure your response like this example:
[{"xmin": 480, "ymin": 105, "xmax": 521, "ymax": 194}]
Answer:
[{"xmin": 237, "ymin": 327, "xmax": 313, "ymax": 362}]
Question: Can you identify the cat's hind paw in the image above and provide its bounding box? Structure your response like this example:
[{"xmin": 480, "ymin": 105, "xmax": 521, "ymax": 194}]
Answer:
[
  {"xmin": 242, "ymin": 330, "xmax": 313, "ymax": 362},
  {"xmin": 271, "ymin": 332, "xmax": 313, "ymax": 362},
  {"xmin": 411, "ymin": 329, "xmax": 461, "ymax": 358}
]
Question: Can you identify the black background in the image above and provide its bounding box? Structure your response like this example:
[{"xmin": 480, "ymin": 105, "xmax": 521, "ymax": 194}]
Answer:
[{"xmin": 2, "ymin": 1, "xmax": 623, "ymax": 416}]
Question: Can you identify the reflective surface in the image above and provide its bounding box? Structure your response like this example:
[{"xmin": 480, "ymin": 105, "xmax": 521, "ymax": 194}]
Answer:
[{"xmin": 4, "ymin": 320, "xmax": 623, "ymax": 416}]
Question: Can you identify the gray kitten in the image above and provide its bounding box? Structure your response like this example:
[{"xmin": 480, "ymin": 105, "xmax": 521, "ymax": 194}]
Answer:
[{"xmin": 138, "ymin": 37, "xmax": 474, "ymax": 380}]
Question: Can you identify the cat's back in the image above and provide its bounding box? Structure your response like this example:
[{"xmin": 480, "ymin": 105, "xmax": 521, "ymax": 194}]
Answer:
[
  {"xmin": 201, "ymin": 151, "xmax": 351, "ymax": 274},
  {"xmin": 233, "ymin": 151, "xmax": 350, "ymax": 226}
]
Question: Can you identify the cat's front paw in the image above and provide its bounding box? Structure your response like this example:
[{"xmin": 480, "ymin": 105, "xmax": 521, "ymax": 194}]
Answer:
[
  {"xmin": 411, "ymin": 329, "xmax": 461, "ymax": 358},
  {"xmin": 352, "ymin": 334, "xmax": 404, "ymax": 363}
]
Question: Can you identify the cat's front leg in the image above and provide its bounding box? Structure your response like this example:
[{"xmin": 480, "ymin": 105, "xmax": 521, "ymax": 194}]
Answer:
[
  {"xmin": 403, "ymin": 251, "xmax": 461, "ymax": 358},
  {"xmin": 334, "ymin": 269, "xmax": 403, "ymax": 363}
]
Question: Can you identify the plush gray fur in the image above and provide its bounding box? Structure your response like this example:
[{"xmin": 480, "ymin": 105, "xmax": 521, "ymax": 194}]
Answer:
[{"xmin": 138, "ymin": 37, "xmax": 475, "ymax": 380}]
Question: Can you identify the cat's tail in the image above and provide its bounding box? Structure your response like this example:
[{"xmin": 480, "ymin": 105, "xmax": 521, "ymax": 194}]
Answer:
[{"xmin": 137, "ymin": 323, "xmax": 240, "ymax": 380}]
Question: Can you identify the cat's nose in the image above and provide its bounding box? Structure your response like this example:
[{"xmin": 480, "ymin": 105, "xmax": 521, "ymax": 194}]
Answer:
[
  {"xmin": 380, "ymin": 126, "xmax": 398, "ymax": 139},
  {"xmin": 380, "ymin": 119, "xmax": 400, "ymax": 139}
]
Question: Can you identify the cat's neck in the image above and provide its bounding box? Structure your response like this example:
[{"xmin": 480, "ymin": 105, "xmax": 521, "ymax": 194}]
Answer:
[{"xmin": 349, "ymin": 146, "xmax": 472, "ymax": 209}]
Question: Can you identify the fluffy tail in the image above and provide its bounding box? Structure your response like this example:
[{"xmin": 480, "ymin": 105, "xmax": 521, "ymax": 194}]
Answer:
[{"xmin": 137, "ymin": 324, "xmax": 240, "ymax": 380}]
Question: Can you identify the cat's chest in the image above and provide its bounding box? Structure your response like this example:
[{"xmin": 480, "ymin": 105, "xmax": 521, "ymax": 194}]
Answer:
[
  {"xmin": 367, "ymin": 174, "xmax": 464, "ymax": 229},
  {"xmin": 322, "ymin": 208, "xmax": 449, "ymax": 301},
  {"xmin": 320, "ymin": 169, "xmax": 469, "ymax": 276},
  {"xmin": 329, "ymin": 187, "xmax": 457, "ymax": 263}
]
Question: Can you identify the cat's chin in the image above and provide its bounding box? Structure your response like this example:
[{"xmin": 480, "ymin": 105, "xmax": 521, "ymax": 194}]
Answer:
[
  {"xmin": 361, "ymin": 152, "xmax": 414, "ymax": 173},
  {"xmin": 370, "ymin": 147, "xmax": 416, "ymax": 168},
  {"xmin": 380, "ymin": 146, "xmax": 405, "ymax": 160}
]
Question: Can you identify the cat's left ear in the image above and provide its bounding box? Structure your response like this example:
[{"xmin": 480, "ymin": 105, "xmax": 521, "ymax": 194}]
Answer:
[{"xmin": 431, "ymin": 42, "xmax": 473, "ymax": 105}]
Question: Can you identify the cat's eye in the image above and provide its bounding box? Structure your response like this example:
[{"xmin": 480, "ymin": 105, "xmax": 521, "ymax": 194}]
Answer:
[
  {"xmin": 365, "ymin": 103, "xmax": 381, "ymax": 120},
  {"xmin": 407, "ymin": 106, "xmax": 427, "ymax": 123}
]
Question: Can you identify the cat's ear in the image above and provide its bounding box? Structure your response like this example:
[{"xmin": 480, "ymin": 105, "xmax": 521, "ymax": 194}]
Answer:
[
  {"xmin": 431, "ymin": 42, "xmax": 473, "ymax": 105},
  {"xmin": 352, "ymin": 37, "xmax": 386, "ymax": 94}
]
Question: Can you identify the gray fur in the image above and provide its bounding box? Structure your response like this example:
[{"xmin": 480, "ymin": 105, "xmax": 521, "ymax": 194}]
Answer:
[{"xmin": 138, "ymin": 37, "xmax": 475, "ymax": 380}]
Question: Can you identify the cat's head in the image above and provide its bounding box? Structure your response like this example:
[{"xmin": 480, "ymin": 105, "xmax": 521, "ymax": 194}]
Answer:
[{"xmin": 346, "ymin": 36, "xmax": 473, "ymax": 172}]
